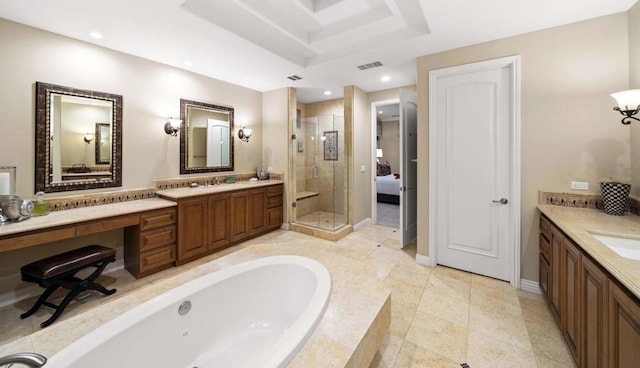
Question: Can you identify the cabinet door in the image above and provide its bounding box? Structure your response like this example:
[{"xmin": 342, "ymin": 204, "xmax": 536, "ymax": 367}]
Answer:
[
  {"xmin": 550, "ymin": 226, "xmax": 563, "ymax": 323},
  {"xmin": 581, "ymin": 256, "xmax": 608, "ymax": 368},
  {"xmin": 209, "ymin": 192, "xmax": 231, "ymax": 251},
  {"xmin": 267, "ymin": 207, "xmax": 283, "ymax": 229},
  {"xmin": 539, "ymin": 252, "xmax": 550, "ymax": 299},
  {"xmin": 177, "ymin": 196, "xmax": 208, "ymax": 262},
  {"xmin": 563, "ymin": 238, "xmax": 582, "ymax": 364},
  {"xmin": 249, "ymin": 188, "xmax": 267, "ymax": 235},
  {"xmin": 230, "ymin": 190, "xmax": 250, "ymax": 242},
  {"xmin": 609, "ymin": 282, "xmax": 640, "ymax": 367}
]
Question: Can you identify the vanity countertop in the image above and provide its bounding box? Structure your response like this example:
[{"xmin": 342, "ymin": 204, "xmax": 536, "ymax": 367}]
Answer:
[
  {"xmin": 538, "ymin": 205, "xmax": 640, "ymax": 299},
  {"xmin": 156, "ymin": 179, "xmax": 284, "ymax": 200},
  {"xmin": 0, "ymin": 197, "xmax": 176, "ymax": 238}
]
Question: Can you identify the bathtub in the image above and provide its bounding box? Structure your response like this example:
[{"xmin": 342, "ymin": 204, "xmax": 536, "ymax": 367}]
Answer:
[{"xmin": 45, "ymin": 255, "xmax": 331, "ymax": 368}]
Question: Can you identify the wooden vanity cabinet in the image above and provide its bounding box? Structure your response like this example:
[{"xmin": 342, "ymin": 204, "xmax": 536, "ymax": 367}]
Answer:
[
  {"xmin": 209, "ymin": 193, "xmax": 231, "ymax": 251},
  {"xmin": 124, "ymin": 208, "xmax": 177, "ymax": 278},
  {"xmin": 609, "ymin": 282, "xmax": 640, "ymax": 367},
  {"xmin": 176, "ymin": 196, "xmax": 209, "ymax": 264},
  {"xmin": 168, "ymin": 183, "xmax": 283, "ymax": 264},
  {"xmin": 540, "ymin": 213, "xmax": 640, "ymax": 367}
]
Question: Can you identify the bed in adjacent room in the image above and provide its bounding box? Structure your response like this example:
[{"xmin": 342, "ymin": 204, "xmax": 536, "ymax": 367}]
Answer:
[{"xmin": 376, "ymin": 161, "xmax": 400, "ymax": 204}]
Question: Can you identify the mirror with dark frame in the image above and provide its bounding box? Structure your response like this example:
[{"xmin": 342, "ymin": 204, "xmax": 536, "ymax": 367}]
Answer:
[
  {"xmin": 35, "ymin": 82, "xmax": 122, "ymax": 193},
  {"xmin": 180, "ymin": 98, "xmax": 234, "ymax": 174}
]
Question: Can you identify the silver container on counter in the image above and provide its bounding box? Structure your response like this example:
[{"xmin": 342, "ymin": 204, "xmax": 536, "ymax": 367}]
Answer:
[{"xmin": 0, "ymin": 195, "xmax": 33, "ymax": 222}]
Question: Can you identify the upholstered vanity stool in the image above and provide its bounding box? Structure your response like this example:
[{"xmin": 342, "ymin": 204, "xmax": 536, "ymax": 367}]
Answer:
[{"xmin": 20, "ymin": 244, "xmax": 117, "ymax": 328}]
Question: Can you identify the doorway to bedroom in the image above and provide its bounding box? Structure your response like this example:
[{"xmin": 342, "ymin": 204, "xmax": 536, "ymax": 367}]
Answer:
[
  {"xmin": 374, "ymin": 102, "xmax": 401, "ymax": 229},
  {"xmin": 371, "ymin": 91, "xmax": 418, "ymax": 248}
]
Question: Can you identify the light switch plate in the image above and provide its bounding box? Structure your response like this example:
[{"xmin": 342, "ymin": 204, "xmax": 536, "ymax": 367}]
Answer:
[
  {"xmin": 571, "ymin": 181, "xmax": 589, "ymax": 190},
  {"xmin": 360, "ymin": 165, "xmax": 366, "ymax": 173}
]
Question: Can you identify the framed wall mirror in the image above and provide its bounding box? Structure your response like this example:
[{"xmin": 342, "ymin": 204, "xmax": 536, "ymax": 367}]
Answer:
[
  {"xmin": 180, "ymin": 99, "xmax": 234, "ymax": 174},
  {"xmin": 35, "ymin": 82, "xmax": 122, "ymax": 193}
]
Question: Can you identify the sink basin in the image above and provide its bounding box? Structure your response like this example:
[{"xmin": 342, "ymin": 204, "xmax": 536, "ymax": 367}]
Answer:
[{"xmin": 590, "ymin": 233, "xmax": 640, "ymax": 260}]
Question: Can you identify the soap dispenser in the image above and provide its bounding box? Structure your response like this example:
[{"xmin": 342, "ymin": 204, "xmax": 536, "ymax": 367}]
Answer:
[{"xmin": 32, "ymin": 191, "xmax": 50, "ymax": 216}]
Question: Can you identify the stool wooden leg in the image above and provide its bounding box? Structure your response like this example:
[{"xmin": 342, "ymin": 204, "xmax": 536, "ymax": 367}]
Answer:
[
  {"xmin": 40, "ymin": 287, "xmax": 82, "ymax": 328},
  {"xmin": 86, "ymin": 260, "xmax": 116, "ymax": 295},
  {"xmin": 20, "ymin": 284, "xmax": 60, "ymax": 319}
]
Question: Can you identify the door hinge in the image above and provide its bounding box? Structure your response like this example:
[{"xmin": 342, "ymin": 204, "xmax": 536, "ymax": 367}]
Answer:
[{"xmin": 292, "ymin": 202, "xmax": 297, "ymax": 208}]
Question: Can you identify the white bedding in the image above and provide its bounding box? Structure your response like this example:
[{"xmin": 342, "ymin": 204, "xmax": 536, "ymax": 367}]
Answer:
[{"xmin": 376, "ymin": 174, "xmax": 400, "ymax": 196}]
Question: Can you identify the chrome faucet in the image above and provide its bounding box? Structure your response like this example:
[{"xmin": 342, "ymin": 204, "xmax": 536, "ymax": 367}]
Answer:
[
  {"xmin": 0, "ymin": 352, "xmax": 47, "ymax": 367},
  {"xmin": 213, "ymin": 177, "xmax": 220, "ymax": 185}
]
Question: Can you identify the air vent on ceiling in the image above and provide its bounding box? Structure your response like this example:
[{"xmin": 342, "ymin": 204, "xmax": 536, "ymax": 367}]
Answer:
[
  {"xmin": 287, "ymin": 75, "xmax": 302, "ymax": 81},
  {"xmin": 357, "ymin": 61, "xmax": 383, "ymax": 70}
]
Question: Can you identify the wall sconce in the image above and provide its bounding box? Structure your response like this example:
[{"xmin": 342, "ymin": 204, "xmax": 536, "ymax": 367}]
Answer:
[
  {"xmin": 237, "ymin": 126, "xmax": 252, "ymax": 142},
  {"xmin": 611, "ymin": 89, "xmax": 640, "ymax": 125},
  {"xmin": 164, "ymin": 118, "xmax": 181, "ymax": 137},
  {"xmin": 83, "ymin": 133, "xmax": 94, "ymax": 144}
]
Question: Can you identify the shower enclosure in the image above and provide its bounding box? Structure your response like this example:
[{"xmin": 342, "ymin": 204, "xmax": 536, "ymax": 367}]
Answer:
[{"xmin": 293, "ymin": 114, "xmax": 347, "ymax": 231}]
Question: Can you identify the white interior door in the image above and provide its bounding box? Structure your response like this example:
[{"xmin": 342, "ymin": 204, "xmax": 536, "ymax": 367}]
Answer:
[
  {"xmin": 429, "ymin": 57, "xmax": 520, "ymax": 282},
  {"xmin": 400, "ymin": 90, "xmax": 417, "ymax": 247}
]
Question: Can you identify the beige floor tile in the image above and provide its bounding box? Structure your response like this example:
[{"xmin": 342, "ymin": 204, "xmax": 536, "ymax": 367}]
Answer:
[
  {"xmin": 405, "ymin": 311, "xmax": 468, "ymax": 363},
  {"xmin": 393, "ymin": 340, "xmax": 461, "ymax": 368},
  {"xmin": 470, "ymin": 273, "xmax": 513, "ymax": 292},
  {"xmin": 0, "ymin": 301, "xmax": 33, "ymax": 346},
  {"xmin": 433, "ymin": 265, "xmax": 472, "ymax": 283},
  {"xmin": 466, "ymin": 330, "xmax": 537, "ymax": 368},
  {"xmin": 389, "ymin": 302, "xmax": 415, "ymax": 338},
  {"xmin": 417, "ymin": 288, "xmax": 469, "ymax": 327},
  {"xmin": 425, "ymin": 273, "xmax": 471, "ymax": 302},
  {"xmin": 383, "ymin": 278, "xmax": 424, "ymax": 310},
  {"xmin": 468, "ymin": 303, "xmax": 531, "ymax": 350},
  {"xmin": 470, "ymin": 282, "xmax": 523, "ymax": 318},
  {"xmin": 526, "ymin": 319, "xmax": 575, "ymax": 367},
  {"xmin": 368, "ymin": 332, "xmax": 404, "ymax": 368},
  {"xmin": 387, "ymin": 263, "xmax": 432, "ymax": 288}
]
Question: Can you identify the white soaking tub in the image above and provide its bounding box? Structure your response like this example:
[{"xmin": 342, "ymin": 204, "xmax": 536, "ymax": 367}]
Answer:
[{"xmin": 45, "ymin": 255, "xmax": 331, "ymax": 368}]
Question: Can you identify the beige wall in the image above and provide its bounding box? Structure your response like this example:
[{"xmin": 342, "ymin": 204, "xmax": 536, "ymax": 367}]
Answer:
[
  {"xmin": 0, "ymin": 18, "xmax": 264, "ymax": 304},
  {"xmin": 380, "ymin": 120, "xmax": 400, "ymax": 172},
  {"xmin": 417, "ymin": 13, "xmax": 630, "ymax": 282},
  {"xmin": 346, "ymin": 86, "xmax": 372, "ymax": 224},
  {"xmin": 262, "ymin": 87, "xmax": 291, "ymax": 223},
  {"xmin": 0, "ymin": 18, "xmax": 263, "ymax": 198},
  {"xmin": 629, "ymin": 2, "xmax": 640, "ymax": 195}
]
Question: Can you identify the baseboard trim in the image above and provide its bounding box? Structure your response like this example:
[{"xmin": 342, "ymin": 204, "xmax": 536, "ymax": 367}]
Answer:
[
  {"xmin": 415, "ymin": 254, "xmax": 434, "ymax": 267},
  {"xmin": 353, "ymin": 218, "xmax": 372, "ymax": 231},
  {"xmin": 520, "ymin": 278, "xmax": 541, "ymax": 294}
]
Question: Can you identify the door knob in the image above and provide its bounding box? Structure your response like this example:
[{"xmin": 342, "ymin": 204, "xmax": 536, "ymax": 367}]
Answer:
[{"xmin": 492, "ymin": 198, "xmax": 508, "ymax": 205}]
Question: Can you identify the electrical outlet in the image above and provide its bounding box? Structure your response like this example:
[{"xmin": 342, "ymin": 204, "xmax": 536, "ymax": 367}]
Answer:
[{"xmin": 571, "ymin": 181, "xmax": 589, "ymax": 190}]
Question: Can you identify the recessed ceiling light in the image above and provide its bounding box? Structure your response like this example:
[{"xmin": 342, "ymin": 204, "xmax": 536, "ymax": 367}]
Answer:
[
  {"xmin": 89, "ymin": 31, "xmax": 103, "ymax": 40},
  {"xmin": 381, "ymin": 75, "xmax": 391, "ymax": 82},
  {"xmin": 323, "ymin": 90, "xmax": 332, "ymax": 96},
  {"xmin": 378, "ymin": 110, "xmax": 383, "ymax": 114},
  {"xmin": 183, "ymin": 60, "xmax": 193, "ymax": 67}
]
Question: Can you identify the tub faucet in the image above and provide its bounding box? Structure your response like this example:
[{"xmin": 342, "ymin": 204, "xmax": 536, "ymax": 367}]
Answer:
[
  {"xmin": 214, "ymin": 177, "xmax": 220, "ymax": 185},
  {"xmin": 0, "ymin": 352, "xmax": 47, "ymax": 367}
]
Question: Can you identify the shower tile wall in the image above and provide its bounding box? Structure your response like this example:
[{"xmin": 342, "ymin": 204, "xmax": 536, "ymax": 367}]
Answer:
[{"xmin": 296, "ymin": 99, "xmax": 345, "ymax": 219}]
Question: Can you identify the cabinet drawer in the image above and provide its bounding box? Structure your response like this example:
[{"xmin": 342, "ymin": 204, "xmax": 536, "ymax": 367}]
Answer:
[
  {"xmin": 140, "ymin": 208, "xmax": 176, "ymax": 231},
  {"xmin": 540, "ymin": 214, "xmax": 551, "ymax": 241},
  {"xmin": 266, "ymin": 184, "xmax": 283, "ymax": 197},
  {"xmin": 76, "ymin": 214, "xmax": 139, "ymax": 236},
  {"xmin": 140, "ymin": 225, "xmax": 177, "ymax": 252},
  {"xmin": 539, "ymin": 233, "xmax": 550, "ymax": 262},
  {"xmin": 140, "ymin": 244, "xmax": 176, "ymax": 274},
  {"xmin": 267, "ymin": 195, "xmax": 283, "ymax": 209}
]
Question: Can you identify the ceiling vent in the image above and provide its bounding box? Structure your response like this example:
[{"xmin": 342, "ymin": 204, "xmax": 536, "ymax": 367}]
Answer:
[
  {"xmin": 357, "ymin": 61, "xmax": 383, "ymax": 70},
  {"xmin": 287, "ymin": 75, "xmax": 302, "ymax": 81}
]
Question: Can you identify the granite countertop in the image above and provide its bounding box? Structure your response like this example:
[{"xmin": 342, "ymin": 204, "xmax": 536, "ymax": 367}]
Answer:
[
  {"xmin": 0, "ymin": 198, "xmax": 177, "ymax": 238},
  {"xmin": 156, "ymin": 180, "xmax": 284, "ymax": 200},
  {"xmin": 538, "ymin": 205, "xmax": 640, "ymax": 299}
]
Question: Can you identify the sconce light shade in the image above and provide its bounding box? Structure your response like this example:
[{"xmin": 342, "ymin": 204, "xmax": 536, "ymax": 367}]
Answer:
[
  {"xmin": 376, "ymin": 149, "xmax": 383, "ymax": 158},
  {"xmin": 611, "ymin": 89, "xmax": 640, "ymax": 125},
  {"xmin": 83, "ymin": 133, "xmax": 94, "ymax": 144},
  {"xmin": 164, "ymin": 118, "xmax": 181, "ymax": 137},
  {"xmin": 238, "ymin": 126, "xmax": 252, "ymax": 142}
]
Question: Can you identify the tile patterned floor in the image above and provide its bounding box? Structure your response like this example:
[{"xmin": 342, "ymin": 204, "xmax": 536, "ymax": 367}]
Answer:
[{"xmin": 0, "ymin": 224, "xmax": 574, "ymax": 367}]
